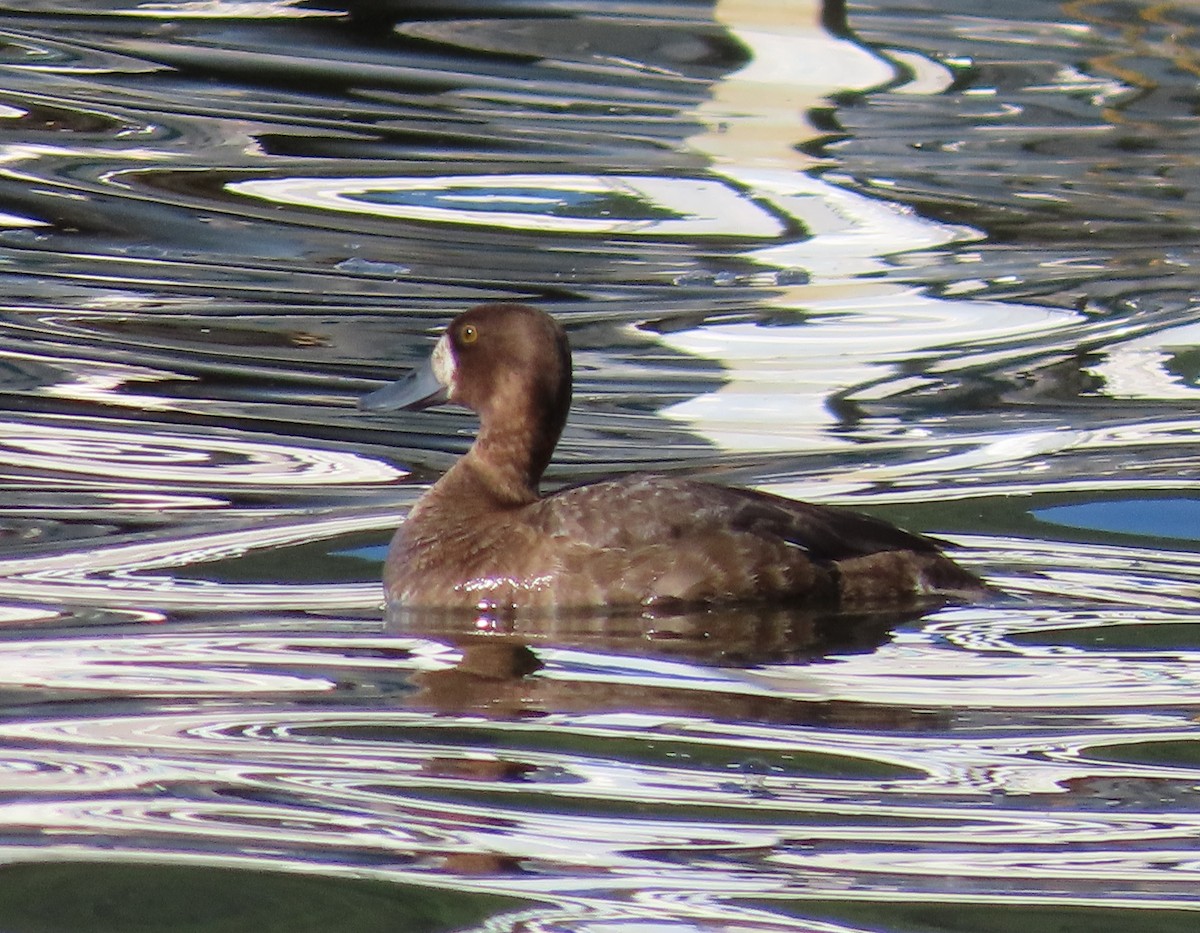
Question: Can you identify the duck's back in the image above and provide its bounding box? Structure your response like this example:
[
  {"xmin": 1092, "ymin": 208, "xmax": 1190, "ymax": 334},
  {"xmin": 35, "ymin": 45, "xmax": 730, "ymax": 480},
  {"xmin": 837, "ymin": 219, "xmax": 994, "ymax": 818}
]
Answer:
[{"xmin": 386, "ymin": 473, "xmax": 982, "ymax": 612}]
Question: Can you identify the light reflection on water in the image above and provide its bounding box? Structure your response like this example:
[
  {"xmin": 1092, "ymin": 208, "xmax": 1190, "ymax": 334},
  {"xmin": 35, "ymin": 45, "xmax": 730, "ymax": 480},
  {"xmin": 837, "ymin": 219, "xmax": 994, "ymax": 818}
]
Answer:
[{"xmin": 0, "ymin": 0, "xmax": 1192, "ymax": 930}]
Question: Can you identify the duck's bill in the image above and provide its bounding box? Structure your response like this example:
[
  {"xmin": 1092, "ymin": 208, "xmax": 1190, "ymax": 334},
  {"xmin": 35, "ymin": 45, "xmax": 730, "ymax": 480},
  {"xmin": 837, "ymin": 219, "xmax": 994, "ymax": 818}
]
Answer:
[{"xmin": 359, "ymin": 356, "xmax": 448, "ymax": 411}]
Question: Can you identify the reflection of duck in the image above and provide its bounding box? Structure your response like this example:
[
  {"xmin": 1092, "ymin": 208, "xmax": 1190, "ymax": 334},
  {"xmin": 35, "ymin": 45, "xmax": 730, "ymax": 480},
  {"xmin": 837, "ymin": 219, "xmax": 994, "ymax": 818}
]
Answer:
[
  {"xmin": 390, "ymin": 600, "xmax": 909, "ymax": 668},
  {"xmin": 361, "ymin": 303, "xmax": 985, "ymax": 613}
]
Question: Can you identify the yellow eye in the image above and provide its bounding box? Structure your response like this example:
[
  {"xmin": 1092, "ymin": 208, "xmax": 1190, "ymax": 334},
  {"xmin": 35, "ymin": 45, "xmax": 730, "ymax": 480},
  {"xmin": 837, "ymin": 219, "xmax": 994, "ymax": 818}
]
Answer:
[{"xmin": 459, "ymin": 324, "xmax": 479, "ymax": 344}]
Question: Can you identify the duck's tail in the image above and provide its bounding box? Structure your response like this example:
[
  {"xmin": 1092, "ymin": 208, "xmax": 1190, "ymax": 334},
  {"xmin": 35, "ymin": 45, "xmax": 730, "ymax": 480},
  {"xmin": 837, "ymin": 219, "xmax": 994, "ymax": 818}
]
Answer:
[{"xmin": 833, "ymin": 549, "xmax": 990, "ymax": 607}]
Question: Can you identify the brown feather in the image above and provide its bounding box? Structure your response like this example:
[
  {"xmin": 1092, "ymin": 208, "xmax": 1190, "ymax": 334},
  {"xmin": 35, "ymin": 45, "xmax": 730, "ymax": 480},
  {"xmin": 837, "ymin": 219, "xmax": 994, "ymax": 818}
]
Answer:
[{"xmin": 370, "ymin": 304, "xmax": 986, "ymax": 613}]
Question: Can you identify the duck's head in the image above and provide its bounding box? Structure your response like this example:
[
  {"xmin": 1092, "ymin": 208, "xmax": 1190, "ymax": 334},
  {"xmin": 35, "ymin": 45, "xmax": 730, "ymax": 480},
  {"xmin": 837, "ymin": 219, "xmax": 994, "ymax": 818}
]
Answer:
[{"xmin": 360, "ymin": 303, "xmax": 573, "ymax": 484}]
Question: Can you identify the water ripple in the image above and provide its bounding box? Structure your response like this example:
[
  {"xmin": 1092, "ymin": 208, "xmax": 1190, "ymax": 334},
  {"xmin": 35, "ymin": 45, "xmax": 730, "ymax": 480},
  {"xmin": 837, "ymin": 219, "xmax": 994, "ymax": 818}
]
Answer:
[
  {"xmin": 0, "ymin": 419, "xmax": 402, "ymax": 485},
  {"xmin": 0, "ymin": 0, "xmax": 1192, "ymax": 927}
]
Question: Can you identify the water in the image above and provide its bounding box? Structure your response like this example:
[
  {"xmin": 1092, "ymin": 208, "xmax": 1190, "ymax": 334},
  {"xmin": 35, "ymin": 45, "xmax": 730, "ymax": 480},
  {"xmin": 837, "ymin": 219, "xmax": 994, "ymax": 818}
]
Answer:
[{"xmin": 0, "ymin": 0, "xmax": 1195, "ymax": 929}]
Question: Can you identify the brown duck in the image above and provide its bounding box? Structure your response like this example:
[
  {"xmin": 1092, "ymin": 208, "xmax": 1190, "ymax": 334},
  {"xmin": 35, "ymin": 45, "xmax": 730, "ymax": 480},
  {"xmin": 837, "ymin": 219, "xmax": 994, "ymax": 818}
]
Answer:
[{"xmin": 361, "ymin": 303, "xmax": 985, "ymax": 613}]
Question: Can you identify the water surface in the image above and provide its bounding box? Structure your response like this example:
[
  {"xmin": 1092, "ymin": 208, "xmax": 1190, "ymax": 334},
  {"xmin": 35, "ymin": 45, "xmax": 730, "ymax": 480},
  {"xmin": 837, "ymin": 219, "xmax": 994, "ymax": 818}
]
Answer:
[{"xmin": 0, "ymin": 0, "xmax": 1195, "ymax": 930}]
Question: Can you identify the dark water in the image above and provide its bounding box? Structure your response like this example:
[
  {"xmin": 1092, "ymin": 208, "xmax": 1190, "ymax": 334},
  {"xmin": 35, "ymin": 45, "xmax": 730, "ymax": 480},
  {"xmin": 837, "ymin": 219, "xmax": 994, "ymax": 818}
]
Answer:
[{"xmin": 0, "ymin": 0, "xmax": 1196, "ymax": 930}]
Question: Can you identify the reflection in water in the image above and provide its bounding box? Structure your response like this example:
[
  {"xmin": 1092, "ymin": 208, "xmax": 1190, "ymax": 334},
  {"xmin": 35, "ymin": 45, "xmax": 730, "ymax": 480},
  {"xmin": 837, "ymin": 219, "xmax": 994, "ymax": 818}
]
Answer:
[
  {"xmin": 0, "ymin": 419, "xmax": 402, "ymax": 484},
  {"xmin": 387, "ymin": 600, "xmax": 909, "ymax": 667},
  {"xmin": 0, "ymin": 0, "xmax": 1191, "ymax": 930},
  {"xmin": 2, "ymin": 605, "xmax": 1200, "ymax": 924},
  {"xmin": 0, "ymin": 862, "xmax": 523, "ymax": 933},
  {"xmin": 229, "ymin": 173, "xmax": 789, "ymax": 237}
]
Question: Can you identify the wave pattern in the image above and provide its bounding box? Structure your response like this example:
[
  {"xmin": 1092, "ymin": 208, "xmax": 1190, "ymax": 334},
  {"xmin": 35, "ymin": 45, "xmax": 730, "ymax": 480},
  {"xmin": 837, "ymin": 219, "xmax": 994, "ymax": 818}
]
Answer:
[{"xmin": 0, "ymin": 0, "xmax": 1191, "ymax": 931}]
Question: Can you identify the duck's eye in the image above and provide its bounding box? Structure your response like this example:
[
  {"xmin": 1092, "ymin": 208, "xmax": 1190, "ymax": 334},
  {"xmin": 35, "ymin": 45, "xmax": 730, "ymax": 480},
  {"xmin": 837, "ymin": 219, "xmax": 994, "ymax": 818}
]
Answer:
[{"xmin": 459, "ymin": 324, "xmax": 479, "ymax": 345}]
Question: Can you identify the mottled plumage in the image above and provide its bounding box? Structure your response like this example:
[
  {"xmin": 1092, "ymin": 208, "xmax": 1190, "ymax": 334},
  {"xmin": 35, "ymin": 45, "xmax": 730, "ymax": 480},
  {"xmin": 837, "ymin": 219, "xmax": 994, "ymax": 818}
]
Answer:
[{"xmin": 361, "ymin": 303, "xmax": 984, "ymax": 613}]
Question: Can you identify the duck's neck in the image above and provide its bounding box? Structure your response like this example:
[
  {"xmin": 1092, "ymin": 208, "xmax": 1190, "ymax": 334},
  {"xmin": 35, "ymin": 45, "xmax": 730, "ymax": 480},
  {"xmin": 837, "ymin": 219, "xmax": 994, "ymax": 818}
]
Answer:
[
  {"xmin": 458, "ymin": 422, "xmax": 549, "ymax": 506},
  {"xmin": 435, "ymin": 366, "xmax": 570, "ymax": 510},
  {"xmin": 444, "ymin": 416, "xmax": 555, "ymax": 508}
]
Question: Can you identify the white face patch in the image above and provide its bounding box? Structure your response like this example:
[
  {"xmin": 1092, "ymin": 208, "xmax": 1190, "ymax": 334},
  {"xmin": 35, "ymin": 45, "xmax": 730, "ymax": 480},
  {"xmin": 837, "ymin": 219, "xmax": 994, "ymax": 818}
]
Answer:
[{"xmin": 431, "ymin": 333, "xmax": 457, "ymax": 396}]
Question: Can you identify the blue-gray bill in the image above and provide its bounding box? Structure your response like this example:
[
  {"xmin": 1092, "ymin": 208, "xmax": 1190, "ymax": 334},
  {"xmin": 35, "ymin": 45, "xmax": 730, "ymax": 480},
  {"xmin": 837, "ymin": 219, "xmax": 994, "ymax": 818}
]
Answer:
[{"xmin": 359, "ymin": 356, "xmax": 448, "ymax": 412}]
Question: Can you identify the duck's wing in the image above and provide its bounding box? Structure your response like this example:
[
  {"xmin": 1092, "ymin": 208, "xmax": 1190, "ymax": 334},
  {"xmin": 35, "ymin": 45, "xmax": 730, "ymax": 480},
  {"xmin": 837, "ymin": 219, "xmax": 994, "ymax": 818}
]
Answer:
[
  {"xmin": 538, "ymin": 474, "xmax": 942, "ymax": 560},
  {"xmin": 708, "ymin": 482, "xmax": 949, "ymax": 560},
  {"xmin": 533, "ymin": 474, "xmax": 983, "ymax": 604}
]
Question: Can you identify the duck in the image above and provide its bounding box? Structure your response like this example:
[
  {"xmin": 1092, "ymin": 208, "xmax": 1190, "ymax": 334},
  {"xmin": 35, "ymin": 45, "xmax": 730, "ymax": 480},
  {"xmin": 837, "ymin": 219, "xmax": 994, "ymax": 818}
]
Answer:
[{"xmin": 360, "ymin": 302, "xmax": 985, "ymax": 613}]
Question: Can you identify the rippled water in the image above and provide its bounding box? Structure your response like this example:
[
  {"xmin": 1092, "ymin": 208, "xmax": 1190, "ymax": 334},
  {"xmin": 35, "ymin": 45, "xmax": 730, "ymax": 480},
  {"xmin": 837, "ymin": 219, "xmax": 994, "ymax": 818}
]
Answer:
[{"xmin": 0, "ymin": 0, "xmax": 1195, "ymax": 930}]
